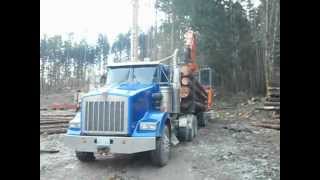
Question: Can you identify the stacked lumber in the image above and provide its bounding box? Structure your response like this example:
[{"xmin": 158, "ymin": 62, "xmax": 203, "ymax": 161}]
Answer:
[
  {"xmin": 264, "ymin": 66, "xmax": 280, "ymax": 112},
  {"xmin": 47, "ymin": 103, "xmax": 77, "ymax": 110},
  {"xmin": 256, "ymin": 87, "xmax": 280, "ymax": 113},
  {"xmin": 40, "ymin": 110, "xmax": 75, "ymax": 134},
  {"xmin": 254, "ymin": 84, "xmax": 280, "ymax": 130},
  {"xmin": 180, "ymin": 64, "xmax": 208, "ymax": 113},
  {"xmin": 264, "ymin": 87, "xmax": 280, "ymax": 113},
  {"xmin": 40, "ymin": 107, "xmax": 48, "ymax": 111}
]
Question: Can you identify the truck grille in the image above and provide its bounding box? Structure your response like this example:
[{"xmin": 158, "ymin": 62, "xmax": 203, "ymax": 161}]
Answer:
[{"xmin": 82, "ymin": 95, "xmax": 128, "ymax": 135}]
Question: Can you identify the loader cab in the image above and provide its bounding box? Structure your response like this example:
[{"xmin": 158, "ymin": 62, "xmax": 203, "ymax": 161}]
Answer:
[
  {"xmin": 198, "ymin": 67, "xmax": 213, "ymax": 88},
  {"xmin": 198, "ymin": 66, "xmax": 215, "ymax": 109}
]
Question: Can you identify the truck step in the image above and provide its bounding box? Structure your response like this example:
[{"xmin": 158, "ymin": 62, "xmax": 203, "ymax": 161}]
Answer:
[{"xmin": 171, "ymin": 134, "xmax": 179, "ymax": 146}]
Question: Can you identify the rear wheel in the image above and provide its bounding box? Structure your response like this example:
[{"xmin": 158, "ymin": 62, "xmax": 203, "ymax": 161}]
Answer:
[
  {"xmin": 198, "ymin": 112, "xmax": 208, "ymax": 127},
  {"xmin": 75, "ymin": 151, "xmax": 95, "ymax": 162},
  {"xmin": 193, "ymin": 115, "xmax": 198, "ymax": 137},
  {"xmin": 150, "ymin": 125, "xmax": 171, "ymax": 167}
]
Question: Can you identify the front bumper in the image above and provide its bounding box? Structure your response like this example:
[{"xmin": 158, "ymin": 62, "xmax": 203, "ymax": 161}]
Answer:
[{"xmin": 64, "ymin": 135, "xmax": 156, "ymax": 154}]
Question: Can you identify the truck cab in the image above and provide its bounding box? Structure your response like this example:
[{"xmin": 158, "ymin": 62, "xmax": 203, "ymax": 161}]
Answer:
[{"xmin": 64, "ymin": 61, "xmax": 173, "ymax": 166}]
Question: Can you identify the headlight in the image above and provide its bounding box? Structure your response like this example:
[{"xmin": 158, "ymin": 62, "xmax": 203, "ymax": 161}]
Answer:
[
  {"xmin": 69, "ymin": 122, "xmax": 80, "ymax": 129},
  {"xmin": 139, "ymin": 122, "xmax": 158, "ymax": 131}
]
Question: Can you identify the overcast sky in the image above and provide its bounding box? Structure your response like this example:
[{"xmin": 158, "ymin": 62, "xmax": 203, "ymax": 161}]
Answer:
[
  {"xmin": 40, "ymin": 0, "xmax": 260, "ymax": 45},
  {"xmin": 40, "ymin": 0, "xmax": 158, "ymax": 44}
]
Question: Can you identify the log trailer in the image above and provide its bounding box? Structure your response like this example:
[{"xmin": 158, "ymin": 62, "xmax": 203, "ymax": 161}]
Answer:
[{"xmin": 64, "ymin": 30, "xmax": 214, "ymax": 166}]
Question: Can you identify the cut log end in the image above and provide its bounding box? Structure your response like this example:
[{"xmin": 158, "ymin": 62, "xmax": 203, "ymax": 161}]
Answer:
[
  {"xmin": 181, "ymin": 77, "xmax": 191, "ymax": 85},
  {"xmin": 180, "ymin": 86, "xmax": 191, "ymax": 98},
  {"xmin": 256, "ymin": 106, "xmax": 280, "ymax": 111}
]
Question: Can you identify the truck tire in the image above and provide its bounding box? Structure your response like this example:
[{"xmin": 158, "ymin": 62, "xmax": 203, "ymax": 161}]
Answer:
[
  {"xmin": 178, "ymin": 114, "xmax": 198, "ymax": 141},
  {"xmin": 193, "ymin": 115, "xmax": 198, "ymax": 137},
  {"xmin": 150, "ymin": 125, "xmax": 171, "ymax": 167},
  {"xmin": 198, "ymin": 112, "xmax": 208, "ymax": 127},
  {"xmin": 75, "ymin": 151, "xmax": 95, "ymax": 162}
]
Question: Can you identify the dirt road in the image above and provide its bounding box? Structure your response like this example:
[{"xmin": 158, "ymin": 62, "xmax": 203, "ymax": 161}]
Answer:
[{"xmin": 40, "ymin": 104, "xmax": 280, "ymax": 180}]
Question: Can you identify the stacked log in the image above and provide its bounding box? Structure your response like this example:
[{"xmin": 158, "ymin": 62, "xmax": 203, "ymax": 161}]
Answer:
[
  {"xmin": 180, "ymin": 64, "xmax": 208, "ymax": 113},
  {"xmin": 256, "ymin": 87, "xmax": 280, "ymax": 113},
  {"xmin": 265, "ymin": 66, "xmax": 280, "ymax": 112},
  {"xmin": 260, "ymin": 63, "xmax": 280, "ymax": 113},
  {"xmin": 41, "ymin": 103, "xmax": 77, "ymax": 111},
  {"xmin": 264, "ymin": 87, "xmax": 280, "ymax": 113},
  {"xmin": 40, "ymin": 110, "xmax": 75, "ymax": 134},
  {"xmin": 254, "ymin": 84, "xmax": 280, "ymax": 130}
]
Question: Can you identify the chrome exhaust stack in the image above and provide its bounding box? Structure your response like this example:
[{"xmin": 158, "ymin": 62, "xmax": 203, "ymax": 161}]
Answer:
[{"xmin": 171, "ymin": 49, "xmax": 180, "ymax": 114}]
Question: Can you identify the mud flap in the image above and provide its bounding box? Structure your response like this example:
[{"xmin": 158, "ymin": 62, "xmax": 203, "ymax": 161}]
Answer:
[{"xmin": 170, "ymin": 133, "xmax": 179, "ymax": 146}]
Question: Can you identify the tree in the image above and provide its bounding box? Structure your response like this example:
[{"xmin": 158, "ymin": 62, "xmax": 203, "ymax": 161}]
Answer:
[
  {"xmin": 139, "ymin": 32, "xmax": 147, "ymax": 59},
  {"xmin": 155, "ymin": 0, "xmax": 274, "ymax": 95},
  {"xmin": 40, "ymin": 0, "xmax": 280, "ymax": 97},
  {"xmin": 40, "ymin": 34, "xmax": 49, "ymax": 94},
  {"xmin": 40, "ymin": 33, "xmax": 103, "ymax": 94},
  {"xmin": 96, "ymin": 34, "xmax": 110, "ymax": 72},
  {"xmin": 111, "ymin": 32, "xmax": 131, "ymax": 62}
]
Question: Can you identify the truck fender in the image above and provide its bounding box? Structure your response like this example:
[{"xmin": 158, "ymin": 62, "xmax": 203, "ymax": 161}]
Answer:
[
  {"xmin": 66, "ymin": 112, "xmax": 81, "ymax": 135},
  {"xmin": 132, "ymin": 111, "xmax": 170, "ymax": 137}
]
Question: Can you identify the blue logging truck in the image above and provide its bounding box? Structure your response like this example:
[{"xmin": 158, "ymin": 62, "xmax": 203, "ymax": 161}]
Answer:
[{"xmin": 64, "ymin": 31, "xmax": 214, "ymax": 166}]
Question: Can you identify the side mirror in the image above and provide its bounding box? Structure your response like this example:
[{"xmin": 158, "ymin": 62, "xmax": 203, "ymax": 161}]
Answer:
[{"xmin": 100, "ymin": 75, "xmax": 106, "ymax": 86}]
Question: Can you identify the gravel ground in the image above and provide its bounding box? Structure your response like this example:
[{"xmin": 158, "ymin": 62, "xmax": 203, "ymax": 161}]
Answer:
[{"xmin": 40, "ymin": 100, "xmax": 280, "ymax": 180}]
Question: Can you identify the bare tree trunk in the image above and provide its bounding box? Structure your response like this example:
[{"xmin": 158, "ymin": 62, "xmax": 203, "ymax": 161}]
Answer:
[
  {"xmin": 264, "ymin": 0, "xmax": 270, "ymax": 94},
  {"xmin": 271, "ymin": 1, "xmax": 279, "ymax": 68},
  {"xmin": 40, "ymin": 58, "xmax": 46, "ymax": 94},
  {"xmin": 255, "ymin": 46, "xmax": 260, "ymax": 94}
]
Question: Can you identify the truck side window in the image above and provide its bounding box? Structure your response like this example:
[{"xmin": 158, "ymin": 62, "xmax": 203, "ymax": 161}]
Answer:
[{"xmin": 160, "ymin": 67, "xmax": 169, "ymax": 83}]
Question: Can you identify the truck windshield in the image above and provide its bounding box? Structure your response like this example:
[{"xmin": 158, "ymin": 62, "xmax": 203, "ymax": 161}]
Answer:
[{"xmin": 106, "ymin": 66, "xmax": 158, "ymax": 85}]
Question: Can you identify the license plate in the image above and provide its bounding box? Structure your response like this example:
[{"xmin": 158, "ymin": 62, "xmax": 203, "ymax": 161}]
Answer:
[{"xmin": 96, "ymin": 137, "xmax": 110, "ymax": 146}]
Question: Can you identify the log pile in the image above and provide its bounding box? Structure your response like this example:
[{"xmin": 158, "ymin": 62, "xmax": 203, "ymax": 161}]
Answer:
[
  {"xmin": 257, "ymin": 63, "xmax": 280, "ymax": 113},
  {"xmin": 180, "ymin": 64, "xmax": 208, "ymax": 113},
  {"xmin": 256, "ymin": 87, "xmax": 280, "ymax": 113},
  {"xmin": 40, "ymin": 110, "xmax": 75, "ymax": 134},
  {"xmin": 263, "ymin": 65, "xmax": 280, "ymax": 114},
  {"xmin": 254, "ymin": 82, "xmax": 280, "ymax": 130},
  {"xmin": 40, "ymin": 103, "xmax": 77, "ymax": 111},
  {"xmin": 264, "ymin": 87, "xmax": 280, "ymax": 117}
]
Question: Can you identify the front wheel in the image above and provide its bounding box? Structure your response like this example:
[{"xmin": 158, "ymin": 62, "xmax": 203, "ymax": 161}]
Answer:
[{"xmin": 150, "ymin": 125, "xmax": 171, "ymax": 167}]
